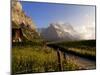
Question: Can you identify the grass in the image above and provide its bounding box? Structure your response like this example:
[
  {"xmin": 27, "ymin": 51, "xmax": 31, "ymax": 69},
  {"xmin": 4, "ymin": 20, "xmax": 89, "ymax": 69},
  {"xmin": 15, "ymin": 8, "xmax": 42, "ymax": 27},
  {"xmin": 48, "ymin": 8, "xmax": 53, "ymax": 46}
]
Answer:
[
  {"xmin": 49, "ymin": 40, "xmax": 96, "ymax": 60},
  {"xmin": 12, "ymin": 41, "xmax": 81, "ymax": 74},
  {"xmin": 68, "ymin": 47, "xmax": 96, "ymax": 57},
  {"xmin": 12, "ymin": 46, "xmax": 57, "ymax": 74},
  {"xmin": 59, "ymin": 40, "xmax": 96, "ymax": 47}
]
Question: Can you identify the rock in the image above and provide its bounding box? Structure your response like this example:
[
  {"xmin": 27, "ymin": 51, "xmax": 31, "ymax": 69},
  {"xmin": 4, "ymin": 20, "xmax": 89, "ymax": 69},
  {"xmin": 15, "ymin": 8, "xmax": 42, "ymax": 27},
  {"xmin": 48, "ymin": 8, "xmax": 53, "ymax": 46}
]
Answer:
[{"xmin": 11, "ymin": 0, "xmax": 39, "ymax": 42}]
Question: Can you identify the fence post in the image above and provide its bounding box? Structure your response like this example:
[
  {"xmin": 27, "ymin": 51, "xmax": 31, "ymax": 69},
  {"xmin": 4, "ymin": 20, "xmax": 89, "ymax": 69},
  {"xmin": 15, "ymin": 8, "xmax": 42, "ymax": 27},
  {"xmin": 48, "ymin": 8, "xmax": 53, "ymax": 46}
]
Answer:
[
  {"xmin": 63, "ymin": 52, "xmax": 66, "ymax": 60},
  {"xmin": 57, "ymin": 49, "xmax": 63, "ymax": 71}
]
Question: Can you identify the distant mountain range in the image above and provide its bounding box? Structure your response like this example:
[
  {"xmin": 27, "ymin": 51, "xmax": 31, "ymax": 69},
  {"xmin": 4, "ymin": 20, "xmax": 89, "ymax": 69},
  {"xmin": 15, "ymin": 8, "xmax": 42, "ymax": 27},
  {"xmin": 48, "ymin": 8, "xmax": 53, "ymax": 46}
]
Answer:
[{"xmin": 38, "ymin": 23, "xmax": 81, "ymax": 42}]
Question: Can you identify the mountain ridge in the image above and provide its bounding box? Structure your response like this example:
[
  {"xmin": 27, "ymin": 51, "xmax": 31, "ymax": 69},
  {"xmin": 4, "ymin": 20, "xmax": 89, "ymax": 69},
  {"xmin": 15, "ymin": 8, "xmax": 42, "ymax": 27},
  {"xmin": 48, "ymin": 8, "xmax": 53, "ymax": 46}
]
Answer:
[{"xmin": 39, "ymin": 23, "xmax": 81, "ymax": 42}]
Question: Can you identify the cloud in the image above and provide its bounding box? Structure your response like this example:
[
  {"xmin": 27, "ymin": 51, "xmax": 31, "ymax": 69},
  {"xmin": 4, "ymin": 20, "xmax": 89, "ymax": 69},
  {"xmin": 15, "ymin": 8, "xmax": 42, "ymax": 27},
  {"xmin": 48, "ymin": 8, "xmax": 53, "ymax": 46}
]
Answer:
[
  {"xmin": 75, "ymin": 22, "xmax": 95, "ymax": 40},
  {"xmin": 74, "ymin": 13, "xmax": 95, "ymax": 40}
]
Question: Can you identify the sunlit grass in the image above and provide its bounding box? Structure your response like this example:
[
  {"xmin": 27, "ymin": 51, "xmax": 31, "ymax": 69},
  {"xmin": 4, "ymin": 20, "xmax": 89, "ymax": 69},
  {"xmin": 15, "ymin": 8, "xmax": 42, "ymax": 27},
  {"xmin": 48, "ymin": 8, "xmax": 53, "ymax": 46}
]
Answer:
[
  {"xmin": 68, "ymin": 47, "xmax": 96, "ymax": 57},
  {"xmin": 12, "ymin": 44, "xmax": 80, "ymax": 74},
  {"xmin": 12, "ymin": 46, "xmax": 58, "ymax": 74},
  {"xmin": 12, "ymin": 40, "xmax": 96, "ymax": 74}
]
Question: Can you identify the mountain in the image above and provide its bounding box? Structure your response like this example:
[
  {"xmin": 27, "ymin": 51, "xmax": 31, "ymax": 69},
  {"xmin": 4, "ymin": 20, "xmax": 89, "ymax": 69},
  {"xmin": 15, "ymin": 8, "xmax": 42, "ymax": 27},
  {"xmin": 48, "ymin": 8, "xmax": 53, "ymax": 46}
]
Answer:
[
  {"xmin": 12, "ymin": 0, "xmax": 39, "ymax": 42},
  {"xmin": 39, "ymin": 23, "xmax": 81, "ymax": 41}
]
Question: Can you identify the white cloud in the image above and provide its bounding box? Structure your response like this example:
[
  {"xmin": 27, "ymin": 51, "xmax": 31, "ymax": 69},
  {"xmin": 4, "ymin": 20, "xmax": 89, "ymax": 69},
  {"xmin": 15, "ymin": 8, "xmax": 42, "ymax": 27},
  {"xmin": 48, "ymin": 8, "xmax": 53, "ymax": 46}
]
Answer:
[
  {"xmin": 75, "ymin": 22, "xmax": 95, "ymax": 40},
  {"xmin": 74, "ymin": 13, "xmax": 95, "ymax": 40}
]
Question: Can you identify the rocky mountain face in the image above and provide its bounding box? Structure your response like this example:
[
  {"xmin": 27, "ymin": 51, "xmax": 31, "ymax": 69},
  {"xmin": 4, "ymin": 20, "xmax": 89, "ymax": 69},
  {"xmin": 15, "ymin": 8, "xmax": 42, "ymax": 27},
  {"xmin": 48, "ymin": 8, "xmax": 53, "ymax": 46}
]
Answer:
[
  {"xmin": 39, "ymin": 23, "xmax": 81, "ymax": 42},
  {"xmin": 12, "ymin": 0, "xmax": 39, "ymax": 42}
]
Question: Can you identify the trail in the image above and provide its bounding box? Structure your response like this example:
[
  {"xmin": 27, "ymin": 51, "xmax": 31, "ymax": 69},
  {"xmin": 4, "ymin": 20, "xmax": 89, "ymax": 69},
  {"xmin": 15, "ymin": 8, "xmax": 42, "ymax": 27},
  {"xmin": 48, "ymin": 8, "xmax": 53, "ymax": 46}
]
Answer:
[
  {"xmin": 65, "ymin": 53, "xmax": 96, "ymax": 69},
  {"xmin": 47, "ymin": 44, "xmax": 96, "ymax": 70}
]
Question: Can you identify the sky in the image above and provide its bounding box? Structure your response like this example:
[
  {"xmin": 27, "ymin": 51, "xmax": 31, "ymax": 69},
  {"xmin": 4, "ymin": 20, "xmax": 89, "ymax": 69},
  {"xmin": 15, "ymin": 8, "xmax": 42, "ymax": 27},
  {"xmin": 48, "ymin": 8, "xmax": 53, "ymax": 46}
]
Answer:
[{"xmin": 20, "ymin": 1, "xmax": 95, "ymax": 39}]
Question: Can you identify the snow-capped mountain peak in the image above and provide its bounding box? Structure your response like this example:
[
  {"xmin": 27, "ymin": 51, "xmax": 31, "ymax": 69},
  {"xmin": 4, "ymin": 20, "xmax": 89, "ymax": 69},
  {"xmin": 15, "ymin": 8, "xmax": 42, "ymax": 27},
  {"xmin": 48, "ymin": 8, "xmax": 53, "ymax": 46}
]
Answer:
[{"xmin": 39, "ymin": 22, "xmax": 80, "ymax": 41}]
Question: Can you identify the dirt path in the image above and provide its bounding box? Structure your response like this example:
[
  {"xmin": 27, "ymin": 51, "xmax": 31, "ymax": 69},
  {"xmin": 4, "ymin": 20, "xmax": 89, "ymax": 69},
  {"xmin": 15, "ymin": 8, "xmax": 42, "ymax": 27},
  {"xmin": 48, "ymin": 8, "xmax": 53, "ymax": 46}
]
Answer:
[
  {"xmin": 65, "ymin": 53, "xmax": 96, "ymax": 69},
  {"xmin": 47, "ymin": 44, "xmax": 96, "ymax": 70}
]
